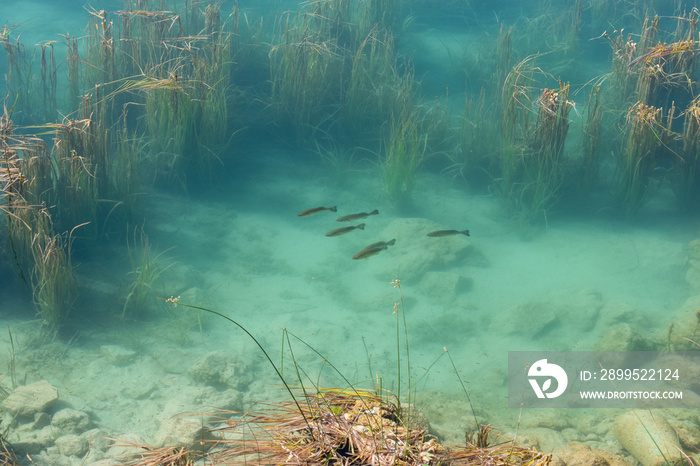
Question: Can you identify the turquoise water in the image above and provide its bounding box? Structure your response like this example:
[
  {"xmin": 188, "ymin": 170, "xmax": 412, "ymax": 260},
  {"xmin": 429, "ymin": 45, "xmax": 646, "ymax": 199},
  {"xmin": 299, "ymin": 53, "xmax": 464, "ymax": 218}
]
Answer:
[{"xmin": 1, "ymin": 0, "xmax": 700, "ymax": 464}]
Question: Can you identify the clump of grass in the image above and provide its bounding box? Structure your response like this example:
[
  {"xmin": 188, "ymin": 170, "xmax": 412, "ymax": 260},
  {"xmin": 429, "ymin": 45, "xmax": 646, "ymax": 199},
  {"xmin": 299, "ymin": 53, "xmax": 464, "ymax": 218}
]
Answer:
[
  {"xmin": 382, "ymin": 107, "xmax": 427, "ymax": 207},
  {"xmin": 122, "ymin": 226, "xmax": 171, "ymax": 319},
  {"xmin": 269, "ymin": 10, "xmax": 346, "ymax": 143},
  {"xmin": 579, "ymin": 84, "xmax": 603, "ymax": 193},
  {"xmin": 616, "ymin": 102, "xmax": 666, "ymax": 215},
  {"xmin": 0, "ymin": 27, "xmax": 58, "ymax": 124},
  {"xmin": 29, "ymin": 210, "xmax": 77, "ymax": 330},
  {"xmin": 497, "ymin": 57, "xmax": 573, "ymax": 224},
  {"xmin": 112, "ymin": 440, "xmax": 198, "ymax": 466},
  {"xmin": 343, "ymin": 29, "xmax": 414, "ymax": 143},
  {"xmin": 1, "ymin": 107, "xmax": 76, "ymax": 330},
  {"xmin": 214, "ymin": 388, "xmax": 442, "ymax": 465},
  {"xmin": 675, "ymin": 97, "xmax": 700, "ymax": 208}
]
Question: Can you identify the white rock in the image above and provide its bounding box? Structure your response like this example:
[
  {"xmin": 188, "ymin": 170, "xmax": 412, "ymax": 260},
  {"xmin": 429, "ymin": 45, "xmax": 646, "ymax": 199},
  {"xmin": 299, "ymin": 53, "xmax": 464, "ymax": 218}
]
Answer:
[
  {"xmin": 417, "ymin": 271, "xmax": 472, "ymax": 304},
  {"xmin": 188, "ymin": 350, "xmax": 251, "ymax": 390},
  {"xmin": 154, "ymin": 416, "xmax": 219, "ymax": 452},
  {"xmin": 99, "ymin": 345, "xmax": 137, "ymax": 366},
  {"xmin": 7, "ymin": 425, "xmax": 54, "ymax": 455},
  {"xmin": 51, "ymin": 408, "xmax": 91, "ymax": 435},
  {"xmin": 81, "ymin": 428, "xmax": 110, "ymax": 452},
  {"xmin": 614, "ymin": 410, "xmax": 681, "ymax": 466},
  {"xmin": 0, "ymin": 380, "xmax": 58, "ymax": 417},
  {"xmin": 373, "ymin": 218, "xmax": 488, "ymax": 281},
  {"xmin": 55, "ymin": 434, "xmax": 89, "ymax": 457}
]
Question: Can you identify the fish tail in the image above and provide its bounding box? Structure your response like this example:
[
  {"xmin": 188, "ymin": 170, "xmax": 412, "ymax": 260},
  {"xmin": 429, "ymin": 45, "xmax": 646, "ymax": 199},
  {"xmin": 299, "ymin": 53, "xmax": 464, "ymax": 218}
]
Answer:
[
  {"xmin": 358, "ymin": 223, "xmax": 365, "ymax": 230},
  {"xmin": 387, "ymin": 239, "xmax": 396, "ymax": 246},
  {"xmin": 330, "ymin": 206, "xmax": 338, "ymax": 212},
  {"xmin": 462, "ymin": 230, "xmax": 470, "ymax": 236},
  {"xmin": 370, "ymin": 209, "xmax": 379, "ymax": 215}
]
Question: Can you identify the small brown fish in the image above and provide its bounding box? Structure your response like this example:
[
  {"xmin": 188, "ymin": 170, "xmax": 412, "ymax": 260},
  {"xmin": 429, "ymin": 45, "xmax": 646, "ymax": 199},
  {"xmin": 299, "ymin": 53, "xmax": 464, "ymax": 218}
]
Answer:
[
  {"xmin": 352, "ymin": 239, "xmax": 396, "ymax": 260},
  {"xmin": 337, "ymin": 209, "xmax": 379, "ymax": 222},
  {"xmin": 326, "ymin": 223, "xmax": 365, "ymax": 237},
  {"xmin": 297, "ymin": 206, "xmax": 337, "ymax": 217},
  {"xmin": 427, "ymin": 229, "xmax": 470, "ymax": 237}
]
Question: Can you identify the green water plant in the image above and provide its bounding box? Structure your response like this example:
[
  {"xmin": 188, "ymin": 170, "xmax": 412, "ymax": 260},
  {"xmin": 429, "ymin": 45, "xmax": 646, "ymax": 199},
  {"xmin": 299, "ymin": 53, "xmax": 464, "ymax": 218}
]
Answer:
[
  {"xmin": 269, "ymin": 10, "xmax": 345, "ymax": 142},
  {"xmin": 579, "ymin": 84, "xmax": 603, "ymax": 193},
  {"xmin": 497, "ymin": 56, "xmax": 573, "ymax": 223},
  {"xmin": 616, "ymin": 102, "xmax": 665, "ymax": 215},
  {"xmin": 0, "ymin": 27, "xmax": 59, "ymax": 124},
  {"xmin": 343, "ymin": 29, "xmax": 414, "ymax": 143},
  {"xmin": 29, "ymin": 210, "xmax": 77, "ymax": 330},
  {"xmin": 122, "ymin": 226, "xmax": 171, "ymax": 319},
  {"xmin": 382, "ymin": 108, "xmax": 427, "ymax": 207},
  {"xmin": 675, "ymin": 97, "xmax": 700, "ymax": 208}
]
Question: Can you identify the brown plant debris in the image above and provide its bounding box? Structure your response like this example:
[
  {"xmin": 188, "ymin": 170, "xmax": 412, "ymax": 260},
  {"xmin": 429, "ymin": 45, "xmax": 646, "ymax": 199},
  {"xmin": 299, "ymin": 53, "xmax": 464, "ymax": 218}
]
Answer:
[{"xmin": 205, "ymin": 388, "xmax": 552, "ymax": 465}]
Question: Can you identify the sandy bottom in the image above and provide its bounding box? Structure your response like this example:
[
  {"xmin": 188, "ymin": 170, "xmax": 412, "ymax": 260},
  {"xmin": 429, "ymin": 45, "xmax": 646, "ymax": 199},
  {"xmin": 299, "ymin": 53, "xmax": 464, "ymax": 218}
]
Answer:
[{"xmin": 0, "ymin": 150, "xmax": 697, "ymax": 464}]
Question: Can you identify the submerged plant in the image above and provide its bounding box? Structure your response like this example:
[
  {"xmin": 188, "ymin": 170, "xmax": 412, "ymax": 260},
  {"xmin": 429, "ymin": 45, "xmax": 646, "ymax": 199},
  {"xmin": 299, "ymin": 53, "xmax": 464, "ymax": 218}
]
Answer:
[
  {"xmin": 122, "ymin": 226, "xmax": 171, "ymax": 319},
  {"xmin": 214, "ymin": 388, "xmax": 441, "ymax": 465},
  {"xmin": 617, "ymin": 102, "xmax": 665, "ymax": 215},
  {"xmin": 382, "ymin": 108, "xmax": 427, "ymax": 207},
  {"xmin": 29, "ymin": 210, "xmax": 77, "ymax": 330},
  {"xmin": 497, "ymin": 57, "xmax": 573, "ymax": 224}
]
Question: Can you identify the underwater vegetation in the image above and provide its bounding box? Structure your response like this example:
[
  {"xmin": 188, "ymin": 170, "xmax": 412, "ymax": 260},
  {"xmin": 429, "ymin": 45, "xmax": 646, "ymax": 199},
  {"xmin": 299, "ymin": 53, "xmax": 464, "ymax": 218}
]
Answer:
[
  {"xmin": 0, "ymin": 0, "xmax": 697, "ymax": 327},
  {"xmin": 2, "ymin": 0, "xmax": 700, "ymax": 461}
]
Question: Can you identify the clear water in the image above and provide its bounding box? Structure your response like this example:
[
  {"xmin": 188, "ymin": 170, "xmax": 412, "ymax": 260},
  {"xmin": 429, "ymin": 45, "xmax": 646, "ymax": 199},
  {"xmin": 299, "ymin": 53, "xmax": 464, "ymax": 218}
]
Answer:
[{"xmin": 1, "ymin": 0, "xmax": 699, "ymax": 464}]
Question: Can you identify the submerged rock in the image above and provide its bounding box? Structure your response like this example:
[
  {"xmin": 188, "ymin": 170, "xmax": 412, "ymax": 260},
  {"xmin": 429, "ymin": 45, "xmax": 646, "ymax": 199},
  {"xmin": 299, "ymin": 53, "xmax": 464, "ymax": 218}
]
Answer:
[
  {"xmin": 0, "ymin": 380, "xmax": 58, "ymax": 417},
  {"xmin": 490, "ymin": 289, "xmax": 602, "ymax": 337},
  {"xmin": 594, "ymin": 323, "xmax": 650, "ymax": 351},
  {"xmin": 417, "ymin": 271, "xmax": 472, "ymax": 304},
  {"xmin": 55, "ymin": 434, "xmax": 89, "ymax": 457},
  {"xmin": 154, "ymin": 416, "xmax": 219, "ymax": 452},
  {"xmin": 51, "ymin": 408, "xmax": 91, "ymax": 435},
  {"xmin": 99, "ymin": 344, "xmax": 137, "ymax": 366},
  {"xmin": 554, "ymin": 441, "xmax": 627, "ymax": 466},
  {"xmin": 6, "ymin": 425, "xmax": 54, "ymax": 456},
  {"xmin": 373, "ymin": 218, "xmax": 488, "ymax": 282},
  {"xmin": 187, "ymin": 350, "xmax": 252, "ymax": 390},
  {"xmin": 614, "ymin": 410, "xmax": 682, "ymax": 466}
]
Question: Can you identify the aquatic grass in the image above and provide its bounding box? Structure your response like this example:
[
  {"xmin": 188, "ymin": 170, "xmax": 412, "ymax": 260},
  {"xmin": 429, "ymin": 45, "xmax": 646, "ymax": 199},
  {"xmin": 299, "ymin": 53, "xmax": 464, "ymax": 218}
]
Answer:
[
  {"xmin": 122, "ymin": 226, "xmax": 172, "ymax": 319},
  {"xmin": 444, "ymin": 89, "xmax": 496, "ymax": 186},
  {"xmin": 579, "ymin": 84, "xmax": 603, "ymax": 193},
  {"xmin": 269, "ymin": 10, "xmax": 347, "ymax": 143},
  {"xmin": 524, "ymin": 81, "xmax": 572, "ymax": 217},
  {"xmin": 343, "ymin": 29, "xmax": 414, "ymax": 143},
  {"xmin": 616, "ymin": 102, "xmax": 665, "ymax": 215},
  {"xmin": 675, "ymin": 97, "xmax": 700, "ymax": 208},
  {"xmin": 86, "ymin": 8, "xmax": 116, "ymax": 88},
  {"xmin": 0, "ymin": 27, "xmax": 58, "ymax": 124},
  {"xmin": 497, "ymin": 56, "xmax": 574, "ymax": 223},
  {"xmin": 112, "ymin": 440, "xmax": 198, "ymax": 466},
  {"xmin": 382, "ymin": 107, "xmax": 427, "ymax": 207},
  {"xmin": 29, "ymin": 210, "xmax": 78, "ymax": 331}
]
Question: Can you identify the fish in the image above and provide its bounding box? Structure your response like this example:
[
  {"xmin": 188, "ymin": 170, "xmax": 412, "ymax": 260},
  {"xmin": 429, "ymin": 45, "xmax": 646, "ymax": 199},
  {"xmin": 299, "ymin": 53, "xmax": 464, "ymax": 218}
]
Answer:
[
  {"xmin": 352, "ymin": 239, "xmax": 396, "ymax": 260},
  {"xmin": 297, "ymin": 206, "xmax": 337, "ymax": 217},
  {"xmin": 337, "ymin": 209, "xmax": 379, "ymax": 222},
  {"xmin": 427, "ymin": 229, "xmax": 470, "ymax": 237},
  {"xmin": 325, "ymin": 223, "xmax": 365, "ymax": 237}
]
